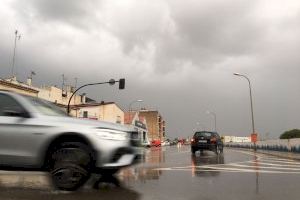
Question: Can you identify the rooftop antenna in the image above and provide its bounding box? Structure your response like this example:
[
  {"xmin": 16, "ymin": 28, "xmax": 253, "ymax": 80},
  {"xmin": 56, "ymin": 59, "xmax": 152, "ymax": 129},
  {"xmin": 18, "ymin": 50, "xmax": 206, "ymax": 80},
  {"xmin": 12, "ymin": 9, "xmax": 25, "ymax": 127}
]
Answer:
[
  {"xmin": 62, "ymin": 74, "xmax": 67, "ymax": 97},
  {"xmin": 11, "ymin": 30, "xmax": 21, "ymax": 78},
  {"xmin": 29, "ymin": 71, "xmax": 36, "ymax": 79},
  {"xmin": 27, "ymin": 71, "xmax": 36, "ymax": 86},
  {"xmin": 74, "ymin": 77, "xmax": 78, "ymax": 89}
]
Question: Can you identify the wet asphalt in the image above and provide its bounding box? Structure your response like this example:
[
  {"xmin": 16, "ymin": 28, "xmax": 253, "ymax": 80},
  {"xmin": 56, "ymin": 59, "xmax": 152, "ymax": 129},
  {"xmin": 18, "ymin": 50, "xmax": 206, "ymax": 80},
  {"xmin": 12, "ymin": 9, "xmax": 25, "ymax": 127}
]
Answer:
[{"xmin": 1, "ymin": 145, "xmax": 300, "ymax": 200}]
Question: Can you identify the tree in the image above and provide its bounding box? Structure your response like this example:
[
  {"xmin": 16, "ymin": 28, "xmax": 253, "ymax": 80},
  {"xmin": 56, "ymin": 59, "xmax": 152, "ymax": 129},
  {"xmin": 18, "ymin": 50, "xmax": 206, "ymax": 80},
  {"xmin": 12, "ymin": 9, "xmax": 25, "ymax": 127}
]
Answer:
[{"xmin": 280, "ymin": 129, "xmax": 300, "ymax": 139}]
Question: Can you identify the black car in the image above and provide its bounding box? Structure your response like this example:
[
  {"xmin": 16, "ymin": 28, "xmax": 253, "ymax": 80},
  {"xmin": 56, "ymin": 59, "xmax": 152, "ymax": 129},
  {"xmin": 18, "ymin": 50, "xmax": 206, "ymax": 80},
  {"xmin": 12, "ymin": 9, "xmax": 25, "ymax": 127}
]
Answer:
[{"xmin": 190, "ymin": 131, "xmax": 223, "ymax": 154}]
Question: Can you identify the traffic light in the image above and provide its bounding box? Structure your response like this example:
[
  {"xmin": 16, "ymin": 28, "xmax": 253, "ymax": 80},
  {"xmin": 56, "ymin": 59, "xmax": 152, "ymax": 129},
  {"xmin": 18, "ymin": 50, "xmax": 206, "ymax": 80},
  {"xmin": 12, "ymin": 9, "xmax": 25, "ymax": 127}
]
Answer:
[{"xmin": 119, "ymin": 78, "xmax": 125, "ymax": 89}]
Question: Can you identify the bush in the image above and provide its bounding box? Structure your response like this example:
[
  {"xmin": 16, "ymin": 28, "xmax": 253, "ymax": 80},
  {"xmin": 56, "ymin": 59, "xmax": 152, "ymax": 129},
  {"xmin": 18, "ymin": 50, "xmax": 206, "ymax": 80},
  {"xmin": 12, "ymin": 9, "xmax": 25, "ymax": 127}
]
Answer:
[{"xmin": 280, "ymin": 129, "xmax": 300, "ymax": 139}]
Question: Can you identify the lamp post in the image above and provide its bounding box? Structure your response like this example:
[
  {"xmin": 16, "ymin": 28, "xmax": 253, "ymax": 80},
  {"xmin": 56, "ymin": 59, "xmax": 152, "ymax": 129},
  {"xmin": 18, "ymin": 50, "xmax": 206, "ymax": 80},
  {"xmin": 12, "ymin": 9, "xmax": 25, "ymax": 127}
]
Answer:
[
  {"xmin": 67, "ymin": 78, "xmax": 125, "ymax": 114},
  {"xmin": 196, "ymin": 122, "xmax": 206, "ymax": 131},
  {"xmin": 128, "ymin": 100, "xmax": 143, "ymax": 124},
  {"xmin": 128, "ymin": 99, "xmax": 143, "ymax": 112},
  {"xmin": 206, "ymin": 111, "xmax": 217, "ymax": 132},
  {"xmin": 234, "ymin": 73, "xmax": 257, "ymax": 149}
]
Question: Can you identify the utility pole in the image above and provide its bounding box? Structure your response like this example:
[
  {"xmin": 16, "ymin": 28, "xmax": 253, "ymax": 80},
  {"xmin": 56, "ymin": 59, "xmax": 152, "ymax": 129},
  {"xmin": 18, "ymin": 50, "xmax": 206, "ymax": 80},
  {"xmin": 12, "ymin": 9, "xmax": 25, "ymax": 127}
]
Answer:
[{"xmin": 11, "ymin": 30, "xmax": 21, "ymax": 77}]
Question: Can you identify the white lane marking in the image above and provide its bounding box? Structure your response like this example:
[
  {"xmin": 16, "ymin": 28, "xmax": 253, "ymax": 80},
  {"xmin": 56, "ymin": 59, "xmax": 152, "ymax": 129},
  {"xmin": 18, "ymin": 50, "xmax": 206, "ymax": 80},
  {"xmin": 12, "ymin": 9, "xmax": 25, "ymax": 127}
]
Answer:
[
  {"xmin": 254, "ymin": 159, "xmax": 300, "ymax": 165},
  {"xmin": 259, "ymin": 157, "xmax": 299, "ymax": 163},
  {"xmin": 248, "ymin": 161, "xmax": 300, "ymax": 167},
  {"xmin": 153, "ymin": 161, "xmax": 300, "ymax": 174},
  {"xmin": 151, "ymin": 148, "xmax": 300, "ymax": 175},
  {"xmin": 229, "ymin": 163, "xmax": 300, "ymax": 171},
  {"xmin": 157, "ymin": 168, "xmax": 300, "ymax": 174},
  {"xmin": 260, "ymin": 157, "xmax": 296, "ymax": 162},
  {"xmin": 155, "ymin": 160, "xmax": 255, "ymax": 170}
]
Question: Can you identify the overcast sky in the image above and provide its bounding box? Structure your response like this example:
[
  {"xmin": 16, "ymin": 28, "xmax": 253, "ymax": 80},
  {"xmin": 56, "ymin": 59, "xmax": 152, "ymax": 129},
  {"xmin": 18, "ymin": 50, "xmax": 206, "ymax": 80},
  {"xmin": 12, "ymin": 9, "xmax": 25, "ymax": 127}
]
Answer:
[{"xmin": 1, "ymin": 0, "xmax": 300, "ymax": 139}]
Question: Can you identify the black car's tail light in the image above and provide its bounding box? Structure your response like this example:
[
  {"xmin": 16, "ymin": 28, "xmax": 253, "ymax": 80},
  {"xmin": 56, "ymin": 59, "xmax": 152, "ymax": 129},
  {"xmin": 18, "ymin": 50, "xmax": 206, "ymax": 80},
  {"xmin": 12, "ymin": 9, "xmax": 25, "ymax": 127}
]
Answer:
[
  {"xmin": 191, "ymin": 138, "xmax": 195, "ymax": 143},
  {"xmin": 210, "ymin": 137, "xmax": 217, "ymax": 144}
]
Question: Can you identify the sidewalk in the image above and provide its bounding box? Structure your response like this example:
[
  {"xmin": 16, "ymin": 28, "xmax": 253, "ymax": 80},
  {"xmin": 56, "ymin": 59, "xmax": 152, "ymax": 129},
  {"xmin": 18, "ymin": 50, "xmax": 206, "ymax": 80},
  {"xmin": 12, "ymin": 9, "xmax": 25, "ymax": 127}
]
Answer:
[{"xmin": 0, "ymin": 171, "xmax": 50, "ymax": 189}]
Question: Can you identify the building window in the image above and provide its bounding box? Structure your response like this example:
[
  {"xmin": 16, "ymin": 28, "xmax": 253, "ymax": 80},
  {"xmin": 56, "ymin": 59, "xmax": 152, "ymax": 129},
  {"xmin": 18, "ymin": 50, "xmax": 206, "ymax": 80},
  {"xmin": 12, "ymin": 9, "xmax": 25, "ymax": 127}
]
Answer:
[
  {"xmin": 116, "ymin": 115, "xmax": 121, "ymax": 124},
  {"xmin": 83, "ymin": 111, "xmax": 88, "ymax": 118},
  {"xmin": 143, "ymin": 132, "xmax": 146, "ymax": 142}
]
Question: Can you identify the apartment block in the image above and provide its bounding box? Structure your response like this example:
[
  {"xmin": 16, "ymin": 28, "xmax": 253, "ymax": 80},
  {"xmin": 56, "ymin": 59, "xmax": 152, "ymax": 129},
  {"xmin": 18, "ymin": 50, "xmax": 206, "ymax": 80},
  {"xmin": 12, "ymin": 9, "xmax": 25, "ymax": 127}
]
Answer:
[{"xmin": 138, "ymin": 110, "xmax": 166, "ymax": 142}]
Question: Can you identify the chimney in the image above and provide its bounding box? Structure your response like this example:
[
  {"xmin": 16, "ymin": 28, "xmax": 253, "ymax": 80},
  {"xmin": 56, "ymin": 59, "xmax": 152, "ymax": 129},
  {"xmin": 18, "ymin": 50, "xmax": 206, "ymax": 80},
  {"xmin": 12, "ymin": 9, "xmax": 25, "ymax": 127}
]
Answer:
[
  {"xmin": 81, "ymin": 93, "xmax": 86, "ymax": 104},
  {"xmin": 27, "ymin": 78, "xmax": 32, "ymax": 86}
]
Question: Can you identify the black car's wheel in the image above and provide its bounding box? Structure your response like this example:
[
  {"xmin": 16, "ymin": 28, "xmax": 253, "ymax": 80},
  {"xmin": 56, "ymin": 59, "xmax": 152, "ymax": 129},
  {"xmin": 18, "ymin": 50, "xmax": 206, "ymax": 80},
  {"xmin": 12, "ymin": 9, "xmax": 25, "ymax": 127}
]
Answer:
[
  {"xmin": 215, "ymin": 145, "xmax": 222, "ymax": 155},
  {"xmin": 191, "ymin": 147, "xmax": 196, "ymax": 154},
  {"xmin": 48, "ymin": 142, "xmax": 92, "ymax": 191}
]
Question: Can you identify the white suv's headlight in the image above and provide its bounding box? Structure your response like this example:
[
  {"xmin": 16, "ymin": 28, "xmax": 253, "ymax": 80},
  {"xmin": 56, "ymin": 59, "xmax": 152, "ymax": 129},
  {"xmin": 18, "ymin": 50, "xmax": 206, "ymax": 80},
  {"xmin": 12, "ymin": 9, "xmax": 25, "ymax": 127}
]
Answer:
[{"xmin": 95, "ymin": 129, "xmax": 128, "ymax": 141}]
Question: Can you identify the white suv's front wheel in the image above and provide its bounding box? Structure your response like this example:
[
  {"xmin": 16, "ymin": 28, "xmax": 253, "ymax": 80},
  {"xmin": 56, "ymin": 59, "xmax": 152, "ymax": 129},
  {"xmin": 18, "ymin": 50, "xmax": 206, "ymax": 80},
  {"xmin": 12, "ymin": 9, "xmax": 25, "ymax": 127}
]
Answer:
[{"xmin": 49, "ymin": 142, "xmax": 92, "ymax": 191}]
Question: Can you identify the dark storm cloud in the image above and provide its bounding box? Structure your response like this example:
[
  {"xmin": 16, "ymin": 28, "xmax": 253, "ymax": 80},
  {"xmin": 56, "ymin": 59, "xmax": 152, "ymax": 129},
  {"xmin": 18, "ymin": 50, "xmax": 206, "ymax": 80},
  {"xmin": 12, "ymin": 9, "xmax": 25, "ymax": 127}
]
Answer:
[
  {"xmin": 1, "ymin": 0, "xmax": 300, "ymax": 139},
  {"xmin": 13, "ymin": 0, "xmax": 102, "ymax": 29},
  {"xmin": 105, "ymin": 0, "xmax": 264, "ymax": 74}
]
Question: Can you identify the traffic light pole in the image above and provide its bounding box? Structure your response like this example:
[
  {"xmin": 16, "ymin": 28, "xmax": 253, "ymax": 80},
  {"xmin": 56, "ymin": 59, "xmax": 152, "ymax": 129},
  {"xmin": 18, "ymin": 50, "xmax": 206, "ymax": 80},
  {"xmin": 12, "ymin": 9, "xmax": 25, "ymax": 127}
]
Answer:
[{"xmin": 67, "ymin": 78, "xmax": 125, "ymax": 114}]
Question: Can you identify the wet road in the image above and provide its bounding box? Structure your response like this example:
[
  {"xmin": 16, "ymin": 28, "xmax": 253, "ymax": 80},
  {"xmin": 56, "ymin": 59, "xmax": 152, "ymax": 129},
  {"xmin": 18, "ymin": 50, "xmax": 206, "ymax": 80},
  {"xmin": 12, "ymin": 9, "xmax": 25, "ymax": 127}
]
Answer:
[{"xmin": 1, "ymin": 146, "xmax": 300, "ymax": 200}]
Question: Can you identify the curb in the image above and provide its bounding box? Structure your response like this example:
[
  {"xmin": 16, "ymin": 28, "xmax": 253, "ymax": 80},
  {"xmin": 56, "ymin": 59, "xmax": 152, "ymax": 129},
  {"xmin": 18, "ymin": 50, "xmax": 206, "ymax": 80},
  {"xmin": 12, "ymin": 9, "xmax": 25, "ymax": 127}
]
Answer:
[{"xmin": 226, "ymin": 147, "xmax": 300, "ymax": 161}]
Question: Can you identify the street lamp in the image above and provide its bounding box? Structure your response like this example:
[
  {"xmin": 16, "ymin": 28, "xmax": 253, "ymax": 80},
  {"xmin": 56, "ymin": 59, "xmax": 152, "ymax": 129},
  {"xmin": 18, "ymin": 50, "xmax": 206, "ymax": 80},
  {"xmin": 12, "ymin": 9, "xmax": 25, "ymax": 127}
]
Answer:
[
  {"xmin": 233, "ymin": 73, "xmax": 257, "ymax": 148},
  {"xmin": 206, "ymin": 111, "xmax": 217, "ymax": 132},
  {"xmin": 128, "ymin": 99, "xmax": 143, "ymax": 112},
  {"xmin": 196, "ymin": 122, "xmax": 206, "ymax": 131},
  {"xmin": 67, "ymin": 78, "xmax": 125, "ymax": 114},
  {"xmin": 128, "ymin": 99, "xmax": 143, "ymax": 123}
]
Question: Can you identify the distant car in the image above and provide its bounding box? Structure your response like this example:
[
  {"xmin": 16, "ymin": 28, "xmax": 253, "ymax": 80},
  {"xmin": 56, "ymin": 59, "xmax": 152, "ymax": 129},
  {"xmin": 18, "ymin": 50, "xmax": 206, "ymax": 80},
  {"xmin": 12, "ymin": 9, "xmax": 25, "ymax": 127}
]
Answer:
[
  {"xmin": 190, "ymin": 131, "xmax": 223, "ymax": 154},
  {"xmin": 161, "ymin": 140, "xmax": 170, "ymax": 146},
  {"xmin": 151, "ymin": 140, "xmax": 161, "ymax": 147},
  {"xmin": 0, "ymin": 91, "xmax": 140, "ymax": 191},
  {"xmin": 183, "ymin": 139, "xmax": 191, "ymax": 145},
  {"xmin": 142, "ymin": 140, "xmax": 151, "ymax": 147}
]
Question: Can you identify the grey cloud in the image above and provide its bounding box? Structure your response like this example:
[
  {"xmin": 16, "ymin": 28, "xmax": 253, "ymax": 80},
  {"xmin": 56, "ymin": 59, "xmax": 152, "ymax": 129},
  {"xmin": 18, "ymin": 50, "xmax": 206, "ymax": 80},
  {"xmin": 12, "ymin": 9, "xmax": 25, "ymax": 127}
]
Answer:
[
  {"xmin": 13, "ymin": 0, "xmax": 102, "ymax": 29},
  {"xmin": 1, "ymin": 0, "xmax": 300, "ymax": 139},
  {"xmin": 106, "ymin": 0, "xmax": 265, "ymax": 75}
]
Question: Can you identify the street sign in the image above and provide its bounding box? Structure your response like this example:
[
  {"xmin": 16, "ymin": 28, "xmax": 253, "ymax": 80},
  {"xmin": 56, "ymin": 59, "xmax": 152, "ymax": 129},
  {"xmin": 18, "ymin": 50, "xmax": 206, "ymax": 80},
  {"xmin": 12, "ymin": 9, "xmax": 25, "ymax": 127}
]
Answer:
[{"xmin": 251, "ymin": 133, "xmax": 257, "ymax": 143}]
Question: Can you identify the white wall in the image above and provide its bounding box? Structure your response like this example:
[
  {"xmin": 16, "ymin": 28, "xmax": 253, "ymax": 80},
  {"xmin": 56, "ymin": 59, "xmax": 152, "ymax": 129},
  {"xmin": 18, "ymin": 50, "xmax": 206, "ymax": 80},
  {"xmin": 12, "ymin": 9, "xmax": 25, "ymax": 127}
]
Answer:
[{"xmin": 226, "ymin": 138, "xmax": 300, "ymax": 152}]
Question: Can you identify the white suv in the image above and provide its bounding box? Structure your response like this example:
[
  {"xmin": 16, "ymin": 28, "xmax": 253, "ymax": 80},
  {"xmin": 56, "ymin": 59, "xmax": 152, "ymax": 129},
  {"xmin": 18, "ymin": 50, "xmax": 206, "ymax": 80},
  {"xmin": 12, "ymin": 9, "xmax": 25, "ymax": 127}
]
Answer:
[{"xmin": 0, "ymin": 91, "xmax": 140, "ymax": 190}]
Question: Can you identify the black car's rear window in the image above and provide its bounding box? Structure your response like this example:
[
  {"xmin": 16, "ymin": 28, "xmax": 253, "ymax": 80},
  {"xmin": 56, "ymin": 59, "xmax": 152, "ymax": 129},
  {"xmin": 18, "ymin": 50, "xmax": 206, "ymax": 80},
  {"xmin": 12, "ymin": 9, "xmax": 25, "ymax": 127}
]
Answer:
[{"xmin": 194, "ymin": 132, "xmax": 212, "ymax": 137}]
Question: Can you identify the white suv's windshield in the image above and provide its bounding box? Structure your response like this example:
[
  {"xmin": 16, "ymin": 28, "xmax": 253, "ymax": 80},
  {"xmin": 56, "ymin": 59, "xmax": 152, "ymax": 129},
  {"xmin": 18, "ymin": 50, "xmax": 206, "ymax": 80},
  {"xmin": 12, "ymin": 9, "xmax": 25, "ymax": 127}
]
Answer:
[{"xmin": 24, "ymin": 96, "xmax": 68, "ymax": 116}]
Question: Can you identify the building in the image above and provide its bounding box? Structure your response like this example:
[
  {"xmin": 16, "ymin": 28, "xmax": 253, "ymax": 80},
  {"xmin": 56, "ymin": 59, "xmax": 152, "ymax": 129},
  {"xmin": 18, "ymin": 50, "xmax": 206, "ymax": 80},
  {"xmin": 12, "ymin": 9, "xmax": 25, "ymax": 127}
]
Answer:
[
  {"xmin": 0, "ymin": 76, "xmax": 85, "ymax": 106},
  {"xmin": 124, "ymin": 111, "xmax": 150, "ymax": 147},
  {"xmin": 138, "ymin": 110, "xmax": 166, "ymax": 142},
  {"xmin": 38, "ymin": 85, "xmax": 83, "ymax": 106},
  {"xmin": 71, "ymin": 101, "xmax": 125, "ymax": 124},
  {"xmin": 223, "ymin": 136, "xmax": 251, "ymax": 143},
  {"xmin": 0, "ymin": 77, "xmax": 39, "ymax": 97},
  {"xmin": 0, "ymin": 76, "xmax": 125, "ymax": 125}
]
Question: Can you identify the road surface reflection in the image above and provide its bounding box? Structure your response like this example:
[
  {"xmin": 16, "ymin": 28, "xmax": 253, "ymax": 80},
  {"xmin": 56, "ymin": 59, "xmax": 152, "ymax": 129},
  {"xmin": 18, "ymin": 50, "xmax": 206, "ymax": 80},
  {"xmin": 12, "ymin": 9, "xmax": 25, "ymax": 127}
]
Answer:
[{"xmin": 191, "ymin": 152, "xmax": 225, "ymax": 177}]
